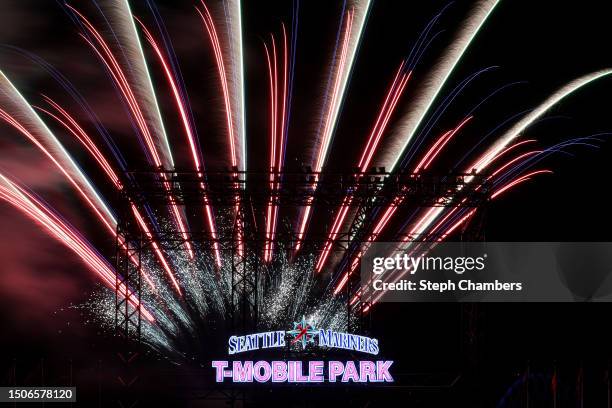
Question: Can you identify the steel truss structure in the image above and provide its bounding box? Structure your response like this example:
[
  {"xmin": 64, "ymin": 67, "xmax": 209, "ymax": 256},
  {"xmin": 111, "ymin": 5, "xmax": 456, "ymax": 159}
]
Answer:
[{"xmin": 114, "ymin": 168, "xmax": 490, "ymax": 341}]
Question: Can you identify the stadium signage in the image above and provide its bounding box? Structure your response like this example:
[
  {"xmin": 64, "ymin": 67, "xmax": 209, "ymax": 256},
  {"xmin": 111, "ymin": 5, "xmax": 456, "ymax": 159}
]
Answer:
[{"xmin": 212, "ymin": 317, "xmax": 393, "ymax": 383}]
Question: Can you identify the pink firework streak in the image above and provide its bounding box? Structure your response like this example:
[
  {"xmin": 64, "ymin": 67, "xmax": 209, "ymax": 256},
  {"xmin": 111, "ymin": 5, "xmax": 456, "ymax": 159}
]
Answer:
[
  {"xmin": 137, "ymin": 19, "xmax": 222, "ymax": 268},
  {"xmin": 334, "ymin": 115, "xmax": 473, "ymax": 294},
  {"xmin": 0, "ymin": 108, "xmax": 115, "ymax": 235},
  {"xmin": 0, "ymin": 104, "xmax": 161, "ymax": 290},
  {"xmin": 295, "ymin": 8, "xmax": 354, "ymax": 253},
  {"xmin": 263, "ymin": 26, "xmax": 290, "ymax": 263},
  {"xmin": 362, "ymin": 169, "xmax": 553, "ymax": 310},
  {"xmin": 0, "ymin": 174, "xmax": 154, "ymax": 322},
  {"xmin": 315, "ymin": 62, "xmax": 411, "ymax": 273},
  {"xmin": 68, "ymin": 5, "xmax": 195, "ymax": 268},
  {"xmin": 197, "ymin": 1, "xmax": 244, "ymax": 257},
  {"xmin": 36, "ymin": 96, "xmax": 180, "ymax": 292},
  {"xmin": 352, "ymin": 135, "xmax": 554, "ymax": 308}
]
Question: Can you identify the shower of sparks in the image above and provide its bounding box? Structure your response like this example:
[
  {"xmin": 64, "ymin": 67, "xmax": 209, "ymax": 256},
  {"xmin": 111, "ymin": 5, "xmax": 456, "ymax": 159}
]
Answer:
[{"xmin": 0, "ymin": 0, "xmax": 609, "ymax": 360}]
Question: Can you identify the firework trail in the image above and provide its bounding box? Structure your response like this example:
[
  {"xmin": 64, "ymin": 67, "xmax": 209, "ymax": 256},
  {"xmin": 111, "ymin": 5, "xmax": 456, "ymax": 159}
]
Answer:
[
  {"xmin": 262, "ymin": 22, "xmax": 297, "ymax": 263},
  {"xmin": 0, "ymin": 0, "xmax": 609, "ymax": 359},
  {"xmin": 315, "ymin": 62, "xmax": 411, "ymax": 273},
  {"xmin": 0, "ymin": 1, "xmax": 337, "ymax": 355},
  {"xmin": 67, "ymin": 2, "xmax": 195, "ymax": 267},
  {"xmin": 382, "ymin": 0, "xmax": 499, "ymax": 172},
  {"xmin": 0, "ymin": 172, "xmax": 154, "ymax": 322},
  {"xmin": 318, "ymin": 0, "xmax": 497, "ymax": 281},
  {"xmin": 294, "ymin": 0, "xmax": 371, "ymax": 252},
  {"xmin": 326, "ymin": 0, "xmax": 501, "ymax": 288},
  {"xmin": 1, "ymin": 7, "xmax": 183, "ymax": 297},
  {"xmin": 328, "ymin": 1, "xmax": 611, "ymax": 296},
  {"xmin": 0, "ymin": 90, "xmax": 161, "ymax": 293},
  {"xmin": 96, "ymin": 0, "xmax": 174, "ymax": 167},
  {"xmin": 136, "ymin": 17, "xmax": 222, "ymax": 268},
  {"xmin": 34, "ymin": 95, "xmax": 163, "ymax": 291},
  {"xmin": 405, "ymin": 70, "xmax": 612, "ymax": 243},
  {"xmin": 354, "ymin": 70, "xmax": 612, "ymax": 308},
  {"xmin": 227, "ymin": 0, "xmax": 248, "ymax": 174},
  {"xmin": 472, "ymin": 69, "xmax": 612, "ymax": 172},
  {"xmin": 332, "ymin": 115, "xmax": 474, "ymax": 294},
  {"xmin": 0, "ymin": 71, "xmax": 117, "ymax": 235},
  {"xmin": 197, "ymin": 0, "xmax": 247, "ymax": 257},
  {"xmin": 197, "ymin": 0, "xmax": 246, "ymax": 172}
]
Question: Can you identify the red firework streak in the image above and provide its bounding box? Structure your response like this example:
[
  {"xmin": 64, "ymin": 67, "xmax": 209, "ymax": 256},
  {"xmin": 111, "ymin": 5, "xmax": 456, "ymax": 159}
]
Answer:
[
  {"xmin": 34, "ymin": 97, "xmax": 163, "ymax": 292},
  {"xmin": 0, "ymin": 108, "xmax": 114, "ymax": 236},
  {"xmin": 295, "ymin": 8, "xmax": 354, "ymax": 253},
  {"xmin": 362, "ymin": 168, "xmax": 552, "ymax": 310},
  {"xmin": 0, "ymin": 107, "xmax": 164, "ymax": 293},
  {"xmin": 0, "ymin": 176, "xmax": 154, "ymax": 322},
  {"xmin": 263, "ymin": 26, "xmax": 290, "ymax": 263},
  {"xmin": 68, "ymin": 5, "xmax": 192, "ymax": 294},
  {"xmin": 197, "ymin": 1, "xmax": 245, "ymax": 257},
  {"xmin": 334, "ymin": 115, "xmax": 473, "ymax": 294},
  {"xmin": 315, "ymin": 62, "xmax": 411, "ymax": 273},
  {"xmin": 357, "ymin": 138, "xmax": 553, "ymax": 309},
  {"xmin": 353, "ymin": 140, "xmax": 550, "ymax": 306},
  {"xmin": 137, "ymin": 19, "xmax": 222, "ymax": 268}
]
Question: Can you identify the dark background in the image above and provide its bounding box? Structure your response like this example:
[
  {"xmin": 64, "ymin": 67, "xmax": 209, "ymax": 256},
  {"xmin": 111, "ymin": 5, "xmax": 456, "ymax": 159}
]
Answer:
[{"xmin": 1, "ymin": 0, "xmax": 612, "ymax": 406}]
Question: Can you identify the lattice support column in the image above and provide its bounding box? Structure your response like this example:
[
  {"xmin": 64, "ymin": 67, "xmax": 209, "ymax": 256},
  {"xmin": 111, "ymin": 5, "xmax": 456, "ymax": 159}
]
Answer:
[
  {"xmin": 230, "ymin": 196, "xmax": 259, "ymax": 334},
  {"xmin": 114, "ymin": 222, "xmax": 142, "ymax": 344}
]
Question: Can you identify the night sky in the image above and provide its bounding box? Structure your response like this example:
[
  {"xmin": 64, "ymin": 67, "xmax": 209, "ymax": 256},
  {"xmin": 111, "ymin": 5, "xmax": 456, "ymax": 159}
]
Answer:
[{"xmin": 1, "ymin": 0, "xmax": 612, "ymax": 406}]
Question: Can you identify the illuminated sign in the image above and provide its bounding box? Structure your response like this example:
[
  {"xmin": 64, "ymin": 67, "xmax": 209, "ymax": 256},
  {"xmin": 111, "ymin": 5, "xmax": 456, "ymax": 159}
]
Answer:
[{"xmin": 212, "ymin": 317, "xmax": 393, "ymax": 383}]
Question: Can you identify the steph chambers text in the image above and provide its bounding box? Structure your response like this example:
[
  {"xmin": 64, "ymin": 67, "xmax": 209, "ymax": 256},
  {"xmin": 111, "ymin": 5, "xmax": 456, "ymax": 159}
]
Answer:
[{"xmin": 373, "ymin": 279, "xmax": 523, "ymax": 292}]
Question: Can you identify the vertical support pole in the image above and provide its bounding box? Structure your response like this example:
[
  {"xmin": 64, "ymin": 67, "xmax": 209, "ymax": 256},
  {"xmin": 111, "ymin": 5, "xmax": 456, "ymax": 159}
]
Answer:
[
  {"xmin": 230, "ymin": 194, "xmax": 258, "ymax": 335},
  {"xmin": 114, "ymin": 205, "xmax": 142, "ymax": 408}
]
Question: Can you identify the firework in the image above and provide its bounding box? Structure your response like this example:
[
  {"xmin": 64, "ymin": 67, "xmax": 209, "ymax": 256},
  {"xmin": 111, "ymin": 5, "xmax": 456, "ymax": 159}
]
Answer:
[
  {"xmin": 295, "ymin": 0, "xmax": 371, "ymax": 252},
  {"xmin": 0, "ymin": 0, "xmax": 609, "ymax": 359}
]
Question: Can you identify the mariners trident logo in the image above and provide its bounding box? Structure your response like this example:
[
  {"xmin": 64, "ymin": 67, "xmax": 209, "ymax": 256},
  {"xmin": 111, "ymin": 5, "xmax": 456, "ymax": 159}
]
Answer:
[{"xmin": 286, "ymin": 316, "xmax": 318, "ymax": 348}]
